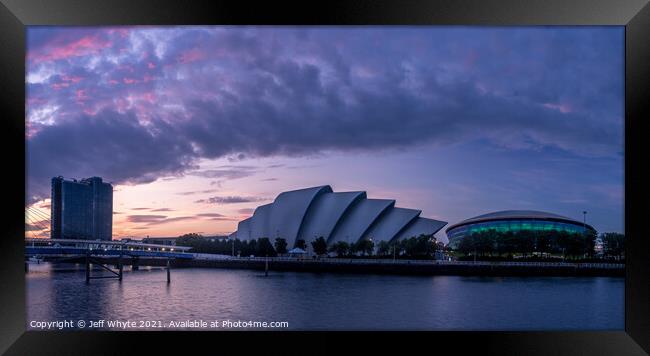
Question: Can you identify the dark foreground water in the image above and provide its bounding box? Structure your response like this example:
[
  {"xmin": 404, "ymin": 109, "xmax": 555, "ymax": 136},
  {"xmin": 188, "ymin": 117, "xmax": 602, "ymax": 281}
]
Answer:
[{"xmin": 26, "ymin": 263, "xmax": 624, "ymax": 331}]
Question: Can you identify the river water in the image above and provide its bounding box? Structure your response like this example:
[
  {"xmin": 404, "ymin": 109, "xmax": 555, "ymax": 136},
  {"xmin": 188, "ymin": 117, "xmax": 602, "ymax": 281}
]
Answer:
[{"xmin": 26, "ymin": 263, "xmax": 624, "ymax": 331}]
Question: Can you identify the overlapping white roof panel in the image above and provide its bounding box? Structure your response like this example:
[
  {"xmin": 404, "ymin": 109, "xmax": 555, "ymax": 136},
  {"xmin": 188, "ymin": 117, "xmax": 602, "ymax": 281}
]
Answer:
[
  {"xmin": 362, "ymin": 207, "xmax": 421, "ymax": 243},
  {"xmin": 327, "ymin": 198, "xmax": 395, "ymax": 245},
  {"xmin": 232, "ymin": 186, "xmax": 447, "ymax": 247},
  {"xmin": 297, "ymin": 191, "xmax": 366, "ymax": 243}
]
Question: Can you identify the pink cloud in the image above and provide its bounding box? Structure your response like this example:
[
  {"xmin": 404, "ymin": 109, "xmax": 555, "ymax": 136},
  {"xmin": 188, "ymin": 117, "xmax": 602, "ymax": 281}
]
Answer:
[
  {"xmin": 142, "ymin": 92, "xmax": 156, "ymax": 103},
  {"xmin": 61, "ymin": 75, "xmax": 84, "ymax": 83},
  {"xmin": 178, "ymin": 48, "xmax": 205, "ymax": 64},
  {"xmin": 50, "ymin": 82, "xmax": 70, "ymax": 90},
  {"xmin": 106, "ymin": 28, "xmax": 130, "ymax": 38},
  {"xmin": 75, "ymin": 89, "xmax": 89, "ymax": 104},
  {"xmin": 30, "ymin": 35, "xmax": 113, "ymax": 63},
  {"xmin": 83, "ymin": 107, "xmax": 99, "ymax": 116}
]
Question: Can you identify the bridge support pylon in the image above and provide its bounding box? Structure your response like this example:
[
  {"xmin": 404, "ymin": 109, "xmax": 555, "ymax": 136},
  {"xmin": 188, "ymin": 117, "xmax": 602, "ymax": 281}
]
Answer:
[
  {"xmin": 166, "ymin": 258, "xmax": 171, "ymax": 284},
  {"xmin": 118, "ymin": 249, "xmax": 123, "ymax": 281},
  {"xmin": 85, "ymin": 251, "xmax": 90, "ymax": 283}
]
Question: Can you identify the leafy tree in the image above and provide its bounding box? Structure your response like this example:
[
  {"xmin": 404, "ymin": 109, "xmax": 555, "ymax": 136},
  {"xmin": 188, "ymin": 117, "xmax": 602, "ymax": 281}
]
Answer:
[
  {"xmin": 474, "ymin": 230, "xmax": 495, "ymax": 257},
  {"xmin": 500, "ymin": 231, "xmax": 519, "ymax": 256},
  {"xmin": 328, "ymin": 241, "xmax": 350, "ymax": 257},
  {"xmin": 376, "ymin": 241, "xmax": 391, "ymax": 256},
  {"xmin": 295, "ymin": 239, "xmax": 307, "ymax": 250},
  {"xmin": 398, "ymin": 234, "xmax": 437, "ymax": 258},
  {"xmin": 257, "ymin": 237, "xmax": 276, "ymax": 257},
  {"xmin": 601, "ymin": 232, "xmax": 624, "ymax": 259},
  {"xmin": 457, "ymin": 234, "xmax": 477, "ymax": 256},
  {"xmin": 515, "ymin": 230, "xmax": 535, "ymax": 257},
  {"xmin": 535, "ymin": 231, "xmax": 554, "ymax": 256},
  {"xmin": 453, "ymin": 227, "xmax": 601, "ymax": 261},
  {"xmin": 178, "ymin": 232, "xmax": 203, "ymax": 240},
  {"xmin": 354, "ymin": 239, "xmax": 374, "ymax": 256},
  {"xmin": 400, "ymin": 237, "xmax": 416, "ymax": 257},
  {"xmin": 415, "ymin": 234, "xmax": 437, "ymax": 257},
  {"xmin": 581, "ymin": 230, "xmax": 597, "ymax": 258},
  {"xmin": 246, "ymin": 239, "xmax": 258, "ymax": 256},
  {"xmin": 311, "ymin": 236, "xmax": 328, "ymax": 256},
  {"xmin": 391, "ymin": 241, "xmax": 404, "ymax": 258},
  {"xmin": 274, "ymin": 238, "xmax": 288, "ymax": 254}
]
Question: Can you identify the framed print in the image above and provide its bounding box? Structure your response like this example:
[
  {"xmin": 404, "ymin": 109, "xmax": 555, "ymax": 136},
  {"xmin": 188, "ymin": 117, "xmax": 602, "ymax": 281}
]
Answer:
[{"xmin": 1, "ymin": 0, "xmax": 648, "ymax": 354}]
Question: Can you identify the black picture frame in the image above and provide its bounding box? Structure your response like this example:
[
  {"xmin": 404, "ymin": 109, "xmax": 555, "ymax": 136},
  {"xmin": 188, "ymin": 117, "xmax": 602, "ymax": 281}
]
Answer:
[{"xmin": 1, "ymin": 0, "xmax": 648, "ymax": 354}]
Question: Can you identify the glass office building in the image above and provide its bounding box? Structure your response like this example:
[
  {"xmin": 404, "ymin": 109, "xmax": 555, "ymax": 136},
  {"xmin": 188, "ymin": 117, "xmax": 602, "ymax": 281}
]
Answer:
[
  {"xmin": 50, "ymin": 176, "xmax": 113, "ymax": 240},
  {"xmin": 446, "ymin": 210, "xmax": 596, "ymax": 248}
]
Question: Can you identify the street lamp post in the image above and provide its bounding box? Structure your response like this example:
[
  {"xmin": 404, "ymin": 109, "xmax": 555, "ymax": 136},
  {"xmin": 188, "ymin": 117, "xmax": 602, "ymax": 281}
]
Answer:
[{"xmin": 231, "ymin": 238, "xmax": 235, "ymax": 257}]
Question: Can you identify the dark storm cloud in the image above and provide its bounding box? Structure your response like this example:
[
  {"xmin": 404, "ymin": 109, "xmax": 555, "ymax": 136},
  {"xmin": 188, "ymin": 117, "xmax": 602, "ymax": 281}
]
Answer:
[
  {"xmin": 26, "ymin": 109, "xmax": 197, "ymax": 203},
  {"xmin": 26, "ymin": 27, "xmax": 623, "ymax": 203}
]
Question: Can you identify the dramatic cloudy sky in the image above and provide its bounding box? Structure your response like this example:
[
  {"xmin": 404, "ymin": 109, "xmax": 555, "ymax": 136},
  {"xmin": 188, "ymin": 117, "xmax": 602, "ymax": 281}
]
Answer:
[{"xmin": 25, "ymin": 26, "xmax": 624, "ymax": 240}]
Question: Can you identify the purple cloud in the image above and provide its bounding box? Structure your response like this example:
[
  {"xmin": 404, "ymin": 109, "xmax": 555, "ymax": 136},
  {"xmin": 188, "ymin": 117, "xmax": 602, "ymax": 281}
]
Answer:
[
  {"xmin": 195, "ymin": 196, "xmax": 268, "ymax": 204},
  {"xmin": 26, "ymin": 27, "xmax": 623, "ymax": 205},
  {"xmin": 125, "ymin": 214, "xmax": 196, "ymax": 225}
]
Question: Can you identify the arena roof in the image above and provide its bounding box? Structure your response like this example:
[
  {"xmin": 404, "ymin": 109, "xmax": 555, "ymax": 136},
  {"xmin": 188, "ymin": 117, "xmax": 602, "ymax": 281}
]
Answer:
[{"xmin": 446, "ymin": 210, "xmax": 595, "ymax": 232}]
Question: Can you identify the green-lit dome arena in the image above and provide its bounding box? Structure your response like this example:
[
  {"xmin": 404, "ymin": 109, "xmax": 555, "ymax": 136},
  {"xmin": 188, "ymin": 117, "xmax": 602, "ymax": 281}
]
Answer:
[{"xmin": 446, "ymin": 210, "xmax": 596, "ymax": 248}]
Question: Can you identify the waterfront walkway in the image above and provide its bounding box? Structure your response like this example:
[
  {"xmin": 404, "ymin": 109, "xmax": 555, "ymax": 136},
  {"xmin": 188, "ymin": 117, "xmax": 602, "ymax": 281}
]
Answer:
[{"xmin": 176, "ymin": 256, "xmax": 624, "ymax": 277}]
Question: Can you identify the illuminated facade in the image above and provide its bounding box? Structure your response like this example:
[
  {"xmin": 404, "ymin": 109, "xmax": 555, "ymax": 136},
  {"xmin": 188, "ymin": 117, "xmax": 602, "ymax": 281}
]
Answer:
[{"xmin": 446, "ymin": 210, "xmax": 596, "ymax": 248}]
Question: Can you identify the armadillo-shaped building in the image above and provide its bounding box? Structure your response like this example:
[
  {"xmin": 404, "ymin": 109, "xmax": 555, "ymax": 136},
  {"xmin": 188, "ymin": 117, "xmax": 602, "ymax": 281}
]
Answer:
[{"xmin": 228, "ymin": 185, "xmax": 447, "ymax": 248}]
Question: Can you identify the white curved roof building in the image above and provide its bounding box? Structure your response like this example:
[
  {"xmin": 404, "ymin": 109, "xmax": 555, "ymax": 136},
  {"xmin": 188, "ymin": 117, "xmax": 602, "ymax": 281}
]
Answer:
[{"xmin": 229, "ymin": 185, "xmax": 447, "ymax": 248}]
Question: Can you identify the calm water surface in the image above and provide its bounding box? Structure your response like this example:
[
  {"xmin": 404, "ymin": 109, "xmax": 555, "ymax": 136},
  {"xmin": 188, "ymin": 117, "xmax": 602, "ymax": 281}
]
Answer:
[{"xmin": 26, "ymin": 263, "xmax": 624, "ymax": 330}]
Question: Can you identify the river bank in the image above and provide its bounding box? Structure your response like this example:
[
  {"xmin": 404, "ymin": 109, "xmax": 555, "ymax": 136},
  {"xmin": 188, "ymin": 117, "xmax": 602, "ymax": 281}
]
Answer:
[{"xmin": 46, "ymin": 256, "xmax": 624, "ymax": 277}]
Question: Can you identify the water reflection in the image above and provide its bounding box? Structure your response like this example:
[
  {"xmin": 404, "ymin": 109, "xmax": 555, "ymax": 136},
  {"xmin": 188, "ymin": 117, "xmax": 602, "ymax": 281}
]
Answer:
[{"xmin": 26, "ymin": 263, "xmax": 624, "ymax": 330}]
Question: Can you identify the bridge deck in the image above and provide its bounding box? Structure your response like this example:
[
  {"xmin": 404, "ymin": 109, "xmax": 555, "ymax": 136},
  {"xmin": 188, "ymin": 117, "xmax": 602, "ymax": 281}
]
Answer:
[
  {"xmin": 25, "ymin": 238, "xmax": 194, "ymax": 259},
  {"xmin": 26, "ymin": 247, "xmax": 193, "ymax": 259}
]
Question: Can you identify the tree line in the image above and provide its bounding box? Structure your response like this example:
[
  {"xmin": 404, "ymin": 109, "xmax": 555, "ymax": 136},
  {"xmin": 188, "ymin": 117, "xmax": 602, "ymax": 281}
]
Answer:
[
  {"xmin": 454, "ymin": 229, "xmax": 624, "ymax": 260},
  {"xmin": 175, "ymin": 231, "xmax": 624, "ymax": 261},
  {"xmin": 175, "ymin": 233, "xmax": 440, "ymax": 259}
]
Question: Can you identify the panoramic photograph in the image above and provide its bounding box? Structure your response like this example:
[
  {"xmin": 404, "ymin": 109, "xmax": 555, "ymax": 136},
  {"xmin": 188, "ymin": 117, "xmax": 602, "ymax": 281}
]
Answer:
[{"xmin": 25, "ymin": 26, "xmax": 624, "ymax": 331}]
